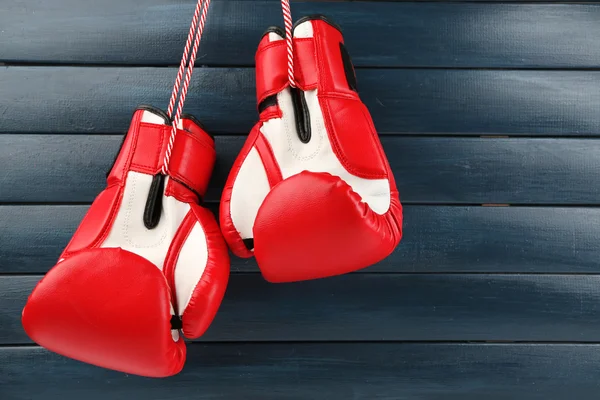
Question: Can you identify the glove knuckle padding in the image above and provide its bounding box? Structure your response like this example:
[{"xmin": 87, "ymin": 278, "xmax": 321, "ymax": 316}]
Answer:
[
  {"xmin": 22, "ymin": 107, "xmax": 229, "ymax": 377},
  {"xmin": 220, "ymin": 16, "xmax": 402, "ymax": 282},
  {"xmin": 22, "ymin": 248, "xmax": 186, "ymax": 377},
  {"xmin": 254, "ymin": 172, "xmax": 399, "ymax": 283}
]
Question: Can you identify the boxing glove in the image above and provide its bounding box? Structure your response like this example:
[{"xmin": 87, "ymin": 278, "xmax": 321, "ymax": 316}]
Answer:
[
  {"xmin": 22, "ymin": 106, "xmax": 229, "ymax": 377},
  {"xmin": 220, "ymin": 16, "xmax": 402, "ymax": 283}
]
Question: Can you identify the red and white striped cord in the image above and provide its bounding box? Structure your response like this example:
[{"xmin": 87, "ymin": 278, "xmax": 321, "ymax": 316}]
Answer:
[
  {"xmin": 281, "ymin": 0, "xmax": 296, "ymax": 88},
  {"xmin": 161, "ymin": 0, "xmax": 211, "ymax": 175},
  {"xmin": 166, "ymin": 0, "xmax": 203, "ymax": 118}
]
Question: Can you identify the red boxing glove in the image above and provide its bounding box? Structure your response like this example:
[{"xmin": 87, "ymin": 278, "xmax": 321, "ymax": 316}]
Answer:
[
  {"xmin": 22, "ymin": 106, "xmax": 230, "ymax": 377},
  {"xmin": 220, "ymin": 16, "xmax": 403, "ymax": 283}
]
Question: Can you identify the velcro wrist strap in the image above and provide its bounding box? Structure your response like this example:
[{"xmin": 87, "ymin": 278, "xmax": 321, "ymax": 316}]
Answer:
[
  {"xmin": 293, "ymin": 38, "xmax": 318, "ymax": 91},
  {"xmin": 109, "ymin": 110, "xmax": 167, "ymax": 184},
  {"xmin": 109, "ymin": 109, "xmax": 215, "ymax": 197},
  {"xmin": 255, "ymin": 41, "xmax": 287, "ymax": 105},
  {"xmin": 255, "ymin": 39, "xmax": 318, "ymax": 106},
  {"xmin": 168, "ymin": 125, "xmax": 216, "ymax": 197}
]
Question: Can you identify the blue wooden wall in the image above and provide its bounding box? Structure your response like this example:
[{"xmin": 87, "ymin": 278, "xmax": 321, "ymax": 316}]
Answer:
[{"xmin": 1, "ymin": 0, "xmax": 600, "ymax": 398}]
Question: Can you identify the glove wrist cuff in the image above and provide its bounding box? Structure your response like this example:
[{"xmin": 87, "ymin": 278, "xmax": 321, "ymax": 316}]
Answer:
[{"xmin": 108, "ymin": 107, "xmax": 215, "ymax": 198}]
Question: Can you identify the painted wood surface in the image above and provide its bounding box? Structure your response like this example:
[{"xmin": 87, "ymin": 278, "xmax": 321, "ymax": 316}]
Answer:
[
  {"xmin": 3, "ymin": 344, "xmax": 600, "ymax": 400},
  {"xmin": 2, "ymin": 0, "xmax": 600, "ymax": 398},
  {"xmin": 3, "ymin": 1, "xmax": 600, "ymax": 68},
  {"xmin": 1, "ymin": 67, "xmax": 600, "ymax": 136},
  {"xmin": 3, "ymin": 135, "xmax": 600, "ymax": 204},
  {"xmin": 4, "ymin": 273, "xmax": 600, "ymax": 344},
  {"xmin": 2, "ymin": 205, "xmax": 598, "ymax": 274}
]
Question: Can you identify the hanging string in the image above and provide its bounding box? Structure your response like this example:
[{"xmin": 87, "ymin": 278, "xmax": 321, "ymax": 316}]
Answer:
[
  {"xmin": 281, "ymin": 0, "xmax": 296, "ymax": 88},
  {"xmin": 161, "ymin": 0, "xmax": 212, "ymax": 175},
  {"xmin": 166, "ymin": 0, "xmax": 203, "ymax": 118}
]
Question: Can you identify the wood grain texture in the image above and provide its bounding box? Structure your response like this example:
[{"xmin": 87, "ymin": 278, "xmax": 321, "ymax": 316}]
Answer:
[
  {"xmin": 3, "ymin": 1, "xmax": 600, "ymax": 398},
  {"xmin": 1, "ymin": 67, "xmax": 600, "ymax": 136},
  {"xmin": 2, "ymin": 205, "xmax": 599, "ymax": 275},
  {"xmin": 2, "ymin": 343, "xmax": 600, "ymax": 400},
  {"xmin": 2, "ymin": 135, "xmax": 600, "ymax": 204},
  {"xmin": 5, "ymin": 274, "xmax": 600, "ymax": 344},
  {"xmin": 3, "ymin": 1, "xmax": 600, "ymax": 68}
]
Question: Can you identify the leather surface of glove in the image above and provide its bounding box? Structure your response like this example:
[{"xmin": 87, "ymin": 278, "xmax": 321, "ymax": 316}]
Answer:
[
  {"xmin": 220, "ymin": 16, "xmax": 403, "ymax": 283},
  {"xmin": 22, "ymin": 106, "xmax": 230, "ymax": 377}
]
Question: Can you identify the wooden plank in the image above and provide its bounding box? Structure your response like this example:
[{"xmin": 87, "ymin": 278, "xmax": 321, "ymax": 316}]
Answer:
[
  {"xmin": 2, "ymin": 135, "xmax": 600, "ymax": 204},
  {"xmin": 5, "ymin": 274, "xmax": 600, "ymax": 344},
  {"xmin": 3, "ymin": 2, "xmax": 600, "ymax": 68},
  {"xmin": 2, "ymin": 343, "xmax": 600, "ymax": 399},
  {"xmin": 2, "ymin": 205, "xmax": 599, "ymax": 275},
  {"xmin": 1, "ymin": 67, "xmax": 600, "ymax": 136}
]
